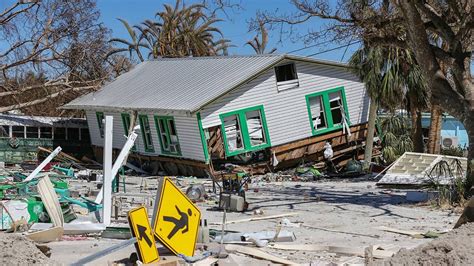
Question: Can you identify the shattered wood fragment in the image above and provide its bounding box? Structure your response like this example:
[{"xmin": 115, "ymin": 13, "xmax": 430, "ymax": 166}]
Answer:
[
  {"xmin": 225, "ymin": 244, "xmax": 297, "ymax": 265},
  {"xmin": 269, "ymin": 244, "xmax": 396, "ymax": 259},
  {"xmin": 210, "ymin": 212, "xmax": 298, "ymax": 225}
]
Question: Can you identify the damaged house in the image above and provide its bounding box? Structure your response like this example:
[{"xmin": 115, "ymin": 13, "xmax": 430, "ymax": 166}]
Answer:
[{"xmin": 63, "ymin": 55, "xmax": 370, "ymax": 176}]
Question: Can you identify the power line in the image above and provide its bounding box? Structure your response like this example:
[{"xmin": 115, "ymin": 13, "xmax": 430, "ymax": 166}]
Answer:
[
  {"xmin": 306, "ymin": 40, "xmax": 361, "ymax": 57},
  {"xmin": 286, "ymin": 39, "xmax": 336, "ymax": 54}
]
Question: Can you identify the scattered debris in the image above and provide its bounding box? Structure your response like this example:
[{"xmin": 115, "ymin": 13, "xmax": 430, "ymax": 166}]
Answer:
[
  {"xmin": 382, "ymin": 222, "xmax": 474, "ymax": 265},
  {"xmin": 376, "ymin": 152, "xmax": 467, "ymax": 187},
  {"xmin": 225, "ymin": 244, "xmax": 297, "ymax": 265},
  {"xmin": 210, "ymin": 212, "xmax": 299, "ymax": 226}
]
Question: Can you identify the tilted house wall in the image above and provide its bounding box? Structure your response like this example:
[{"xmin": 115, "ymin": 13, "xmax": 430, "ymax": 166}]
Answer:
[
  {"xmin": 198, "ymin": 59, "xmax": 369, "ymax": 158},
  {"xmin": 85, "ymin": 110, "xmax": 205, "ymax": 161},
  {"xmin": 64, "ymin": 55, "xmax": 370, "ymax": 174}
]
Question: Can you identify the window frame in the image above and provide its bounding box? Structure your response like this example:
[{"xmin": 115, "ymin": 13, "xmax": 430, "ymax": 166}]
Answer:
[
  {"xmin": 40, "ymin": 127, "xmax": 53, "ymax": 139},
  {"xmin": 138, "ymin": 114, "xmax": 155, "ymax": 152},
  {"xmin": 0, "ymin": 125, "xmax": 11, "ymax": 138},
  {"xmin": 12, "ymin": 126, "xmax": 25, "ymax": 138},
  {"xmin": 96, "ymin": 112, "xmax": 105, "ymax": 138},
  {"xmin": 305, "ymin": 86, "xmax": 350, "ymax": 136},
  {"xmin": 219, "ymin": 105, "xmax": 271, "ymax": 157},
  {"xmin": 154, "ymin": 115, "xmax": 182, "ymax": 156},
  {"xmin": 121, "ymin": 113, "xmax": 136, "ymax": 151},
  {"xmin": 274, "ymin": 63, "xmax": 299, "ymax": 91}
]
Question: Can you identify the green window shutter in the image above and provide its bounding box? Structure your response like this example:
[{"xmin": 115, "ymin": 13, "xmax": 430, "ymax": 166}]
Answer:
[
  {"xmin": 219, "ymin": 105, "xmax": 271, "ymax": 157},
  {"xmin": 121, "ymin": 113, "xmax": 136, "ymax": 151},
  {"xmin": 306, "ymin": 86, "xmax": 350, "ymax": 136},
  {"xmin": 154, "ymin": 116, "xmax": 181, "ymax": 156},
  {"xmin": 138, "ymin": 114, "xmax": 154, "ymax": 152},
  {"xmin": 96, "ymin": 112, "xmax": 105, "ymax": 138},
  {"xmin": 196, "ymin": 112, "xmax": 210, "ymax": 163}
]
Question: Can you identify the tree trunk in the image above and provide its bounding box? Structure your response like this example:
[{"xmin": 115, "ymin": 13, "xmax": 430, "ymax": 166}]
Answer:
[
  {"xmin": 428, "ymin": 104, "xmax": 442, "ymax": 154},
  {"xmin": 410, "ymin": 103, "xmax": 424, "ymax": 153},
  {"xmin": 465, "ymin": 121, "xmax": 474, "ymax": 194},
  {"xmin": 454, "ymin": 121, "xmax": 474, "ymax": 228},
  {"xmin": 363, "ymin": 100, "xmax": 378, "ymax": 169}
]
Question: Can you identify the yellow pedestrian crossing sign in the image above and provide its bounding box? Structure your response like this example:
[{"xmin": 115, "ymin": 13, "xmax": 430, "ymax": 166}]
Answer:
[
  {"xmin": 128, "ymin": 206, "xmax": 160, "ymax": 264},
  {"xmin": 152, "ymin": 177, "xmax": 201, "ymax": 257}
]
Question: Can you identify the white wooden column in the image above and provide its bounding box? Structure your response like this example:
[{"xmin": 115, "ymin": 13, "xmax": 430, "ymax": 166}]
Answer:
[{"xmin": 102, "ymin": 116, "xmax": 113, "ymax": 226}]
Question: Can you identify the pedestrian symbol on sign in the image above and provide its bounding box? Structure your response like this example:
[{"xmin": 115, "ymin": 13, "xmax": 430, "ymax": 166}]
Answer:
[
  {"xmin": 163, "ymin": 205, "xmax": 192, "ymax": 239},
  {"xmin": 153, "ymin": 177, "xmax": 201, "ymax": 257}
]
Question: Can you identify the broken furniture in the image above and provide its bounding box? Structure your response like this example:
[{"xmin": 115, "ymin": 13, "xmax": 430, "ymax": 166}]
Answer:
[
  {"xmin": 212, "ymin": 170, "xmax": 250, "ymax": 211},
  {"xmin": 376, "ymin": 152, "xmax": 467, "ymax": 187}
]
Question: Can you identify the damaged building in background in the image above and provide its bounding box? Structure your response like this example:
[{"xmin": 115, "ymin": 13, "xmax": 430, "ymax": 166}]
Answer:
[
  {"xmin": 62, "ymin": 54, "xmax": 371, "ymax": 176},
  {"xmin": 0, "ymin": 114, "xmax": 93, "ymax": 165}
]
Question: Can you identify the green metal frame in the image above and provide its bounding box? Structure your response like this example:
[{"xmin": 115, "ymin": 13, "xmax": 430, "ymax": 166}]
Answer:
[
  {"xmin": 96, "ymin": 112, "xmax": 105, "ymax": 138},
  {"xmin": 305, "ymin": 86, "xmax": 350, "ymax": 136},
  {"xmin": 219, "ymin": 105, "xmax": 271, "ymax": 157},
  {"xmin": 120, "ymin": 113, "xmax": 136, "ymax": 151},
  {"xmin": 138, "ymin": 114, "xmax": 154, "ymax": 152},
  {"xmin": 197, "ymin": 112, "xmax": 210, "ymax": 163},
  {"xmin": 154, "ymin": 115, "xmax": 182, "ymax": 156}
]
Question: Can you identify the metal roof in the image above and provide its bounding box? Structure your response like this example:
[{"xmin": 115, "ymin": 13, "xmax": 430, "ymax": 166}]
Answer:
[
  {"xmin": 63, "ymin": 54, "xmax": 349, "ymax": 112},
  {"xmin": 0, "ymin": 114, "xmax": 87, "ymax": 127}
]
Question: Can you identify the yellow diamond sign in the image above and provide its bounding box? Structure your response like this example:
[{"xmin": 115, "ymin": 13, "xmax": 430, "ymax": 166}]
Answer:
[
  {"xmin": 152, "ymin": 177, "xmax": 201, "ymax": 257},
  {"xmin": 128, "ymin": 206, "xmax": 159, "ymax": 264}
]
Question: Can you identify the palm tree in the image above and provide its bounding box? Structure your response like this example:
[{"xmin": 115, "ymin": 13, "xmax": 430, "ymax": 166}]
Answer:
[
  {"xmin": 246, "ymin": 19, "xmax": 276, "ymax": 54},
  {"xmin": 107, "ymin": 19, "xmax": 146, "ymax": 62},
  {"xmin": 156, "ymin": 0, "xmax": 231, "ymax": 57},
  {"xmin": 107, "ymin": 0, "xmax": 232, "ymax": 60},
  {"xmin": 349, "ymin": 45, "xmax": 428, "ymax": 166}
]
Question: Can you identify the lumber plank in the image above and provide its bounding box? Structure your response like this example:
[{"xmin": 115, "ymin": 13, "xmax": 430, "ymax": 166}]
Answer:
[
  {"xmin": 376, "ymin": 226, "xmax": 424, "ymax": 237},
  {"xmin": 210, "ymin": 212, "xmax": 299, "ymax": 225},
  {"xmin": 302, "ymin": 224, "xmax": 379, "ymax": 238},
  {"xmin": 225, "ymin": 244, "xmax": 297, "ymax": 265},
  {"xmin": 37, "ymin": 175, "xmax": 64, "ymax": 227},
  {"xmin": 271, "ymin": 123, "xmax": 368, "ymax": 154},
  {"xmin": 269, "ymin": 244, "xmax": 395, "ymax": 259}
]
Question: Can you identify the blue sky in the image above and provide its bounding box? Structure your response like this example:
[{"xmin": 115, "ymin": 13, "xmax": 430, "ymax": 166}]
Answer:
[{"xmin": 97, "ymin": 0, "xmax": 361, "ymax": 62}]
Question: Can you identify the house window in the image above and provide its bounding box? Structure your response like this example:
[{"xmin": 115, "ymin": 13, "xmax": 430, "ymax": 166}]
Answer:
[
  {"xmin": 81, "ymin": 128, "xmax": 90, "ymax": 142},
  {"xmin": 121, "ymin": 113, "xmax": 136, "ymax": 150},
  {"xmin": 138, "ymin": 114, "xmax": 154, "ymax": 152},
  {"xmin": 26, "ymin": 127, "xmax": 39, "ymax": 138},
  {"xmin": 96, "ymin": 112, "xmax": 105, "ymax": 138},
  {"xmin": 40, "ymin": 127, "xmax": 52, "ymax": 139},
  {"xmin": 0, "ymin": 126, "xmax": 10, "ymax": 138},
  {"xmin": 329, "ymin": 91, "xmax": 344, "ymax": 125},
  {"xmin": 12, "ymin": 126, "xmax": 25, "ymax": 138},
  {"xmin": 306, "ymin": 87, "xmax": 350, "ymax": 135},
  {"xmin": 220, "ymin": 105, "xmax": 271, "ymax": 156},
  {"xmin": 223, "ymin": 114, "xmax": 244, "ymax": 153},
  {"xmin": 308, "ymin": 95, "xmax": 327, "ymax": 130},
  {"xmin": 155, "ymin": 116, "xmax": 181, "ymax": 155},
  {"xmin": 67, "ymin": 128, "xmax": 80, "ymax": 140},
  {"xmin": 54, "ymin": 127, "xmax": 66, "ymax": 140},
  {"xmin": 275, "ymin": 63, "xmax": 299, "ymax": 91}
]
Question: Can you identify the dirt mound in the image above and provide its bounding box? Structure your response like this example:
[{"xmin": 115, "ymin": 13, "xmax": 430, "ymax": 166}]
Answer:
[
  {"xmin": 0, "ymin": 233, "xmax": 57, "ymax": 265},
  {"xmin": 382, "ymin": 222, "xmax": 474, "ymax": 265}
]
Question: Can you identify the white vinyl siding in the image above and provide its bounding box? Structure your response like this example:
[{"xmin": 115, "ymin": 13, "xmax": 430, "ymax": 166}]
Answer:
[
  {"xmin": 199, "ymin": 60, "xmax": 370, "ymax": 146},
  {"xmin": 85, "ymin": 110, "xmax": 204, "ymax": 161}
]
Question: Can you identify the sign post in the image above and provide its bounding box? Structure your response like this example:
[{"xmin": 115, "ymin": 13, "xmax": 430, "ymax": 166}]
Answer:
[
  {"xmin": 128, "ymin": 206, "xmax": 159, "ymax": 264},
  {"xmin": 152, "ymin": 177, "xmax": 201, "ymax": 257}
]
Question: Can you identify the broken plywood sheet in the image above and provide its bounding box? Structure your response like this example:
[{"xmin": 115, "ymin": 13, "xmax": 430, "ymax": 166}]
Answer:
[
  {"xmin": 376, "ymin": 152, "xmax": 467, "ymax": 186},
  {"xmin": 37, "ymin": 175, "xmax": 64, "ymax": 227},
  {"xmin": 26, "ymin": 226, "xmax": 64, "ymax": 243}
]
